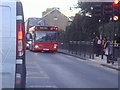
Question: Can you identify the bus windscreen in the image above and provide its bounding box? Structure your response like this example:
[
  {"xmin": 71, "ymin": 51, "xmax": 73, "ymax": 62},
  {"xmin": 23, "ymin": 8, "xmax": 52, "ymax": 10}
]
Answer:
[{"xmin": 35, "ymin": 31, "xmax": 57, "ymax": 42}]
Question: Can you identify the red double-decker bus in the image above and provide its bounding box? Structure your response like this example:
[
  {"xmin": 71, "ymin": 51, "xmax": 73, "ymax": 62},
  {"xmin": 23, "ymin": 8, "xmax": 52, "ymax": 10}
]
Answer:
[{"xmin": 26, "ymin": 25, "xmax": 58, "ymax": 52}]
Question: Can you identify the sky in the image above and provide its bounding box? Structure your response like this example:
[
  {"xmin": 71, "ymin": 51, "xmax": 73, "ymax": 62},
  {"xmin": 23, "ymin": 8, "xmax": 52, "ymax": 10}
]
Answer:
[{"xmin": 20, "ymin": 0, "xmax": 79, "ymax": 19}]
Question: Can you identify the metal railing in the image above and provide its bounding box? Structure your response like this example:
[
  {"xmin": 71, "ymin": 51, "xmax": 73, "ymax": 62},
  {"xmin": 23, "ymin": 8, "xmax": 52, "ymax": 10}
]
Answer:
[
  {"xmin": 59, "ymin": 41, "xmax": 94, "ymax": 59},
  {"xmin": 107, "ymin": 43, "xmax": 120, "ymax": 62},
  {"xmin": 59, "ymin": 41, "xmax": 120, "ymax": 61}
]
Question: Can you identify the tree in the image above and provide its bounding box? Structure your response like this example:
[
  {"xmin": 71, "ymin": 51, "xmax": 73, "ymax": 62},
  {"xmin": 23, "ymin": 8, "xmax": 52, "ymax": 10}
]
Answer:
[{"xmin": 63, "ymin": 14, "xmax": 100, "ymax": 42}]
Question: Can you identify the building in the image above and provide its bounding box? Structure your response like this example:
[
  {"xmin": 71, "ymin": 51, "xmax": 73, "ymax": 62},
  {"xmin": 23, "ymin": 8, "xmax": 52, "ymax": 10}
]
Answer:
[{"xmin": 38, "ymin": 8, "xmax": 73, "ymax": 31}]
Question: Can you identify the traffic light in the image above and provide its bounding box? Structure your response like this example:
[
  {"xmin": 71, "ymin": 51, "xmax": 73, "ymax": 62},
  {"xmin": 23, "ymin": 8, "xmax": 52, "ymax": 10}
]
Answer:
[
  {"xmin": 93, "ymin": 2, "xmax": 119, "ymax": 22},
  {"xmin": 113, "ymin": 0, "xmax": 119, "ymax": 5},
  {"xmin": 93, "ymin": 3, "xmax": 103, "ymax": 19},
  {"xmin": 113, "ymin": 0, "xmax": 119, "ymax": 21}
]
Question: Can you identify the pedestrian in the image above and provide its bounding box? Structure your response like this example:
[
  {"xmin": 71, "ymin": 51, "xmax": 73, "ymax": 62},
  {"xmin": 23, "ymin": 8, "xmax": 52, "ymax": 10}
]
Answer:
[
  {"xmin": 93, "ymin": 36, "xmax": 101, "ymax": 57},
  {"xmin": 113, "ymin": 34, "xmax": 120, "ymax": 62},
  {"xmin": 104, "ymin": 37, "xmax": 112, "ymax": 63}
]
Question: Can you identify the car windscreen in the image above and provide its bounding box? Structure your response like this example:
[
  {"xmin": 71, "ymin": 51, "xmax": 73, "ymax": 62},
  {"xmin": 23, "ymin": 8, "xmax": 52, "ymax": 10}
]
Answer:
[{"xmin": 35, "ymin": 31, "xmax": 57, "ymax": 42}]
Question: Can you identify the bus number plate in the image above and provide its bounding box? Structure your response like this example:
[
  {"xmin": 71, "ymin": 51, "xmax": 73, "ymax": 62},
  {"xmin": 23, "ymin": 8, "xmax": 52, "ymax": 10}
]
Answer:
[{"xmin": 43, "ymin": 49, "xmax": 49, "ymax": 51}]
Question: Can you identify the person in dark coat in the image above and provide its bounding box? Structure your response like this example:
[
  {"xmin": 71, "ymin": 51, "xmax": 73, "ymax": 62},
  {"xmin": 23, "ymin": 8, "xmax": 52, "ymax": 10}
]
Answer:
[
  {"xmin": 104, "ymin": 37, "xmax": 112, "ymax": 63},
  {"xmin": 93, "ymin": 36, "xmax": 101, "ymax": 57}
]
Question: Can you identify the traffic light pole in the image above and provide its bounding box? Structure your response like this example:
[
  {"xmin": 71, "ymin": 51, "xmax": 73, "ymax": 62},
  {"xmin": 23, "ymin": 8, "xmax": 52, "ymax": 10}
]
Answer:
[
  {"xmin": 111, "ymin": 20, "xmax": 116, "ymax": 64},
  {"xmin": 101, "ymin": 20, "xmax": 104, "ymax": 59},
  {"xmin": 112, "ymin": 4, "xmax": 116, "ymax": 64},
  {"xmin": 101, "ymin": 2, "xmax": 104, "ymax": 59}
]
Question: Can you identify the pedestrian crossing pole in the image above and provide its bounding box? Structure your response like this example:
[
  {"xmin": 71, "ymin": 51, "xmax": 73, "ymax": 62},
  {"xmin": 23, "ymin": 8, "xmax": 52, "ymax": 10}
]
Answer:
[
  {"xmin": 101, "ymin": 3, "xmax": 105, "ymax": 59},
  {"xmin": 102, "ymin": 40, "xmax": 105, "ymax": 46},
  {"xmin": 112, "ymin": 0, "xmax": 119, "ymax": 63}
]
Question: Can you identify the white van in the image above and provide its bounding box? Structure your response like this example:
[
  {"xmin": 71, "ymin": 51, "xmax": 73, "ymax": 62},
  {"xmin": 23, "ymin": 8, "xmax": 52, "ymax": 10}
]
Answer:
[{"xmin": 0, "ymin": 0, "xmax": 26, "ymax": 88}]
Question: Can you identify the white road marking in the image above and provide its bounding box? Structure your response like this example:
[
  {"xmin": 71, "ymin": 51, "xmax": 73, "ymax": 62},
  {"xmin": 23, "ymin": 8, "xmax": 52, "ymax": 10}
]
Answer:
[
  {"xmin": 28, "ymin": 85, "xmax": 57, "ymax": 88},
  {"xmin": 26, "ymin": 76, "xmax": 49, "ymax": 79},
  {"xmin": 26, "ymin": 71, "xmax": 44, "ymax": 75}
]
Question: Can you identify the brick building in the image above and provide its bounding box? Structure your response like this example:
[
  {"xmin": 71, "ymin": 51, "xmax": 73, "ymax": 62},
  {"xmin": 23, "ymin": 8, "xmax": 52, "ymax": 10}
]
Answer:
[{"xmin": 38, "ymin": 8, "xmax": 73, "ymax": 31}]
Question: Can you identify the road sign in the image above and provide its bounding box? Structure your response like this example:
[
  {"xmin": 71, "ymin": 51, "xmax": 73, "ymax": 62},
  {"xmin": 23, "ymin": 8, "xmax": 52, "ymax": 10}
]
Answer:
[{"xmin": 113, "ymin": 16, "xmax": 119, "ymax": 21}]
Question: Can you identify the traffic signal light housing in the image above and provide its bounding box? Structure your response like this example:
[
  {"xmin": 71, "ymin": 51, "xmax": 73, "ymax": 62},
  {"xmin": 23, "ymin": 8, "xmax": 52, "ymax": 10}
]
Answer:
[
  {"xmin": 113, "ymin": 0, "xmax": 119, "ymax": 21},
  {"xmin": 92, "ymin": 2, "xmax": 119, "ymax": 22},
  {"xmin": 114, "ymin": 0, "xmax": 119, "ymax": 5}
]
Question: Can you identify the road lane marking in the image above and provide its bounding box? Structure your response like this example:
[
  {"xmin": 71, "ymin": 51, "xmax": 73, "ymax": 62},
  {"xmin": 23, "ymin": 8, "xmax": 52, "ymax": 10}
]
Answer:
[
  {"xmin": 26, "ymin": 54, "xmax": 58, "ymax": 88},
  {"xmin": 26, "ymin": 76, "xmax": 49, "ymax": 79},
  {"xmin": 34, "ymin": 62, "xmax": 49, "ymax": 77},
  {"xmin": 28, "ymin": 85, "xmax": 57, "ymax": 88},
  {"xmin": 26, "ymin": 72, "xmax": 44, "ymax": 75},
  {"xmin": 26, "ymin": 66, "xmax": 37, "ymax": 68}
]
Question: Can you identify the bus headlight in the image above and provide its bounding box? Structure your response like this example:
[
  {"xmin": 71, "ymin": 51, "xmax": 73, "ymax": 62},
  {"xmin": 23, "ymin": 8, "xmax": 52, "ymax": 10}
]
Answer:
[
  {"xmin": 35, "ymin": 45, "xmax": 39, "ymax": 48},
  {"xmin": 26, "ymin": 43, "xmax": 29, "ymax": 47},
  {"xmin": 54, "ymin": 44, "xmax": 58, "ymax": 49}
]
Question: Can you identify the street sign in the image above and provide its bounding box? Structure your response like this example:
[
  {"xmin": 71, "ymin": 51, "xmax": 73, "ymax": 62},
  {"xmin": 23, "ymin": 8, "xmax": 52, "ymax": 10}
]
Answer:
[{"xmin": 113, "ymin": 16, "xmax": 118, "ymax": 21}]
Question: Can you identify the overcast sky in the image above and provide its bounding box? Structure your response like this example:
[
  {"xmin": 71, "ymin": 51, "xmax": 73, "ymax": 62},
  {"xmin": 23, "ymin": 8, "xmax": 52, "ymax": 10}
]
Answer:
[{"xmin": 20, "ymin": 0, "xmax": 78, "ymax": 19}]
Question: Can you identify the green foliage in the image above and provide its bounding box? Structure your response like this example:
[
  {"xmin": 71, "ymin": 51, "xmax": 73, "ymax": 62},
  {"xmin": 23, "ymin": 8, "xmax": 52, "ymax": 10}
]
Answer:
[
  {"xmin": 78, "ymin": 2, "xmax": 94, "ymax": 15},
  {"xmin": 62, "ymin": 14, "xmax": 100, "ymax": 42},
  {"xmin": 57, "ymin": 30, "xmax": 65, "ymax": 42}
]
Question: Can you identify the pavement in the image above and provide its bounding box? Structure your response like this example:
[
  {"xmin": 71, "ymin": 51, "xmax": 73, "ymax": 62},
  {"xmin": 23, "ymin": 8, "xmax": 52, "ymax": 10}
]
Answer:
[{"xmin": 57, "ymin": 49, "xmax": 120, "ymax": 71}]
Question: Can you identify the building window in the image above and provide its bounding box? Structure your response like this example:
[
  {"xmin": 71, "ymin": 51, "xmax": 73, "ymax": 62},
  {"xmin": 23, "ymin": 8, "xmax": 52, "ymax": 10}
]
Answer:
[{"xmin": 53, "ymin": 17, "xmax": 58, "ymax": 20}]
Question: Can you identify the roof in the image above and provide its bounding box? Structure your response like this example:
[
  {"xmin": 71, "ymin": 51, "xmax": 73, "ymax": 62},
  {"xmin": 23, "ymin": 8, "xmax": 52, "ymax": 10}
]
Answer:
[
  {"xmin": 42, "ymin": 8, "xmax": 60, "ymax": 18},
  {"xmin": 41, "ymin": 8, "xmax": 73, "ymax": 22}
]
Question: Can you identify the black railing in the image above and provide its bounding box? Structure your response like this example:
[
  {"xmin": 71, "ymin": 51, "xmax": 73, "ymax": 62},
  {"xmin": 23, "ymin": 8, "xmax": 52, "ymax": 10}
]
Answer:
[
  {"xmin": 59, "ymin": 41, "xmax": 94, "ymax": 59},
  {"xmin": 107, "ymin": 43, "xmax": 120, "ymax": 63},
  {"xmin": 59, "ymin": 41, "xmax": 120, "ymax": 62}
]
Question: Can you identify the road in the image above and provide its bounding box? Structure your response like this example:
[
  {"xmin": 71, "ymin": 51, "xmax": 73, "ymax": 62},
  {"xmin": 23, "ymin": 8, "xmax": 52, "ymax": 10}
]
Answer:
[{"xmin": 26, "ymin": 50, "xmax": 118, "ymax": 88}]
